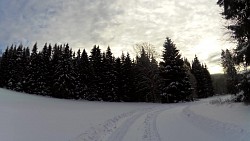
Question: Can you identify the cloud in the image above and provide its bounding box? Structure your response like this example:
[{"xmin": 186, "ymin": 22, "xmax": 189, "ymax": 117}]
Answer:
[
  {"xmin": 0, "ymin": 0, "xmax": 236, "ymax": 73},
  {"xmin": 207, "ymin": 52, "xmax": 222, "ymax": 65}
]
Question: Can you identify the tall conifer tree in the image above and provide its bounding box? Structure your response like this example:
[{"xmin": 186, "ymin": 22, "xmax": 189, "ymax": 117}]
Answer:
[
  {"xmin": 89, "ymin": 45, "xmax": 103, "ymax": 101},
  {"xmin": 102, "ymin": 47, "xmax": 117, "ymax": 101},
  {"xmin": 160, "ymin": 37, "xmax": 191, "ymax": 103},
  {"xmin": 53, "ymin": 44, "xmax": 76, "ymax": 99}
]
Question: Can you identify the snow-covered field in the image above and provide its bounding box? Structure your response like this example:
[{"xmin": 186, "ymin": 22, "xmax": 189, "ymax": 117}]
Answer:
[{"xmin": 0, "ymin": 88, "xmax": 249, "ymax": 141}]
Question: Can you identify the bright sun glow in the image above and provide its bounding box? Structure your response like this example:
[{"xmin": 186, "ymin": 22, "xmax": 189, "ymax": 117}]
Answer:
[
  {"xmin": 192, "ymin": 37, "xmax": 218, "ymax": 60},
  {"xmin": 190, "ymin": 37, "xmax": 224, "ymax": 74},
  {"xmin": 209, "ymin": 65, "xmax": 223, "ymax": 74}
]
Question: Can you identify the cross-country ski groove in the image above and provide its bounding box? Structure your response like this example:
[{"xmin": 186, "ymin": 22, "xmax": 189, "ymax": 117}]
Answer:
[
  {"xmin": 71, "ymin": 106, "xmax": 159, "ymax": 141},
  {"xmin": 182, "ymin": 105, "xmax": 250, "ymax": 141},
  {"xmin": 105, "ymin": 108, "xmax": 151, "ymax": 141},
  {"xmin": 107, "ymin": 105, "xmax": 173, "ymax": 141},
  {"xmin": 142, "ymin": 106, "xmax": 173, "ymax": 141}
]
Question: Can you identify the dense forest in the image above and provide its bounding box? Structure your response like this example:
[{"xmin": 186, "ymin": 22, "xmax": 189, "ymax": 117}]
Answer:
[{"xmin": 0, "ymin": 37, "xmax": 214, "ymax": 103}]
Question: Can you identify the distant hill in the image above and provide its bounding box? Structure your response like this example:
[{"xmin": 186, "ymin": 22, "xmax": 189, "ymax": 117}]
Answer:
[{"xmin": 211, "ymin": 73, "xmax": 227, "ymax": 95}]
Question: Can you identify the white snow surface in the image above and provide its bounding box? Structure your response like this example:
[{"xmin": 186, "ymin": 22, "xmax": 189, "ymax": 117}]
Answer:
[{"xmin": 0, "ymin": 88, "xmax": 250, "ymax": 141}]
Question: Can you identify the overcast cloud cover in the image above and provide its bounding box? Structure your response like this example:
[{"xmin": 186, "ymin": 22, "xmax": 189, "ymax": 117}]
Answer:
[{"xmin": 0, "ymin": 0, "xmax": 235, "ymax": 73}]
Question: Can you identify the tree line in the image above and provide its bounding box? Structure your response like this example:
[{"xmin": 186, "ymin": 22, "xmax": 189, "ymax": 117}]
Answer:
[
  {"xmin": 218, "ymin": 0, "xmax": 250, "ymax": 103},
  {"xmin": 0, "ymin": 37, "xmax": 214, "ymax": 103}
]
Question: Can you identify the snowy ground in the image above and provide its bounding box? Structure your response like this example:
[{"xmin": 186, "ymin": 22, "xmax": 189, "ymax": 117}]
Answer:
[{"xmin": 0, "ymin": 88, "xmax": 249, "ymax": 141}]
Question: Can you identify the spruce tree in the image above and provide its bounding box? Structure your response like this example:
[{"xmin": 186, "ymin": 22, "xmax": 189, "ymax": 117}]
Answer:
[
  {"xmin": 26, "ymin": 43, "xmax": 42, "ymax": 94},
  {"xmin": 4, "ymin": 45, "xmax": 28, "ymax": 91},
  {"xmin": 217, "ymin": 0, "xmax": 250, "ymax": 65},
  {"xmin": 89, "ymin": 45, "xmax": 103, "ymax": 101},
  {"xmin": 134, "ymin": 48, "xmax": 161, "ymax": 102},
  {"xmin": 74, "ymin": 49, "xmax": 93, "ymax": 100},
  {"xmin": 221, "ymin": 49, "xmax": 238, "ymax": 94},
  {"xmin": 74, "ymin": 49, "xmax": 84, "ymax": 99},
  {"xmin": 134, "ymin": 48, "xmax": 151, "ymax": 102},
  {"xmin": 53, "ymin": 44, "xmax": 76, "ymax": 99},
  {"xmin": 191, "ymin": 56, "xmax": 214, "ymax": 98},
  {"xmin": 148, "ymin": 55, "xmax": 162, "ymax": 102},
  {"xmin": 218, "ymin": 0, "xmax": 250, "ymax": 103},
  {"xmin": 6, "ymin": 45, "xmax": 17, "ymax": 90},
  {"xmin": 202, "ymin": 64, "xmax": 215, "ymax": 97},
  {"xmin": 51, "ymin": 44, "xmax": 62, "ymax": 97},
  {"xmin": 184, "ymin": 58, "xmax": 197, "ymax": 99},
  {"xmin": 191, "ymin": 56, "xmax": 205, "ymax": 98},
  {"xmin": 0, "ymin": 47, "xmax": 11, "ymax": 87},
  {"xmin": 81, "ymin": 49, "xmax": 93, "ymax": 100},
  {"xmin": 37, "ymin": 44, "xmax": 52, "ymax": 95},
  {"xmin": 21, "ymin": 47, "xmax": 30, "ymax": 92},
  {"xmin": 102, "ymin": 47, "xmax": 117, "ymax": 101},
  {"xmin": 11, "ymin": 44, "xmax": 25, "ymax": 91},
  {"xmin": 114, "ymin": 57, "xmax": 123, "ymax": 101},
  {"xmin": 73, "ymin": 49, "xmax": 82, "ymax": 99},
  {"xmin": 160, "ymin": 37, "xmax": 191, "ymax": 103},
  {"xmin": 121, "ymin": 53, "xmax": 136, "ymax": 102}
]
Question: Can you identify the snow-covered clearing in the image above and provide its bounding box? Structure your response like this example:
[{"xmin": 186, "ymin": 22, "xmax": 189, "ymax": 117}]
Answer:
[{"xmin": 0, "ymin": 88, "xmax": 249, "ymax": 141}]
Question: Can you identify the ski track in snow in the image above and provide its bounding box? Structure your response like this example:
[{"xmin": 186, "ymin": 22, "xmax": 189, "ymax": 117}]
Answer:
[
  {"xmin": 107, "ymin": 105, "xmax": 173, "ymax": 141},
  {"xmin": 69, "ymin": 99, "xmax": 250, "ymax": 141},
  {"xmin": 182, "ymin": 105, "xmax": 250, "ymax": 141},
  {"xmin": 71, "ymin": 109, "xmax": 138, "ymax": 141},
  {"xmin": 142, "ymin": 106, "xmax": 173, "ymax": 141},
  {"xmin": 105, "ymin": 107, "xmax": 151, "ymax": 141},
  {"xmin": 2, "ymin": 88, "xmax": 250, "ymax": 141},
  {"xmin": 72, "ymin": 105, "xmax": 174, "ymax": 141},
  {"xmin": 71, "ymin": 106, "xmax": 158, "ymax": 141}
]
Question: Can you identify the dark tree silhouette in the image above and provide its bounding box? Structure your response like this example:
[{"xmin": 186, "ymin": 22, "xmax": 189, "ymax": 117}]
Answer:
[{"xmin": 160, "ymin": 37, "xmax": 191, "ymax": 103}]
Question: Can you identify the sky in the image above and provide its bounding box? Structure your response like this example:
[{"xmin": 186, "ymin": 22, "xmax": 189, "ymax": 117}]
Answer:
[{"xmin": 0, "ymin": 0, "xmax": 236, "ymax": 74}]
